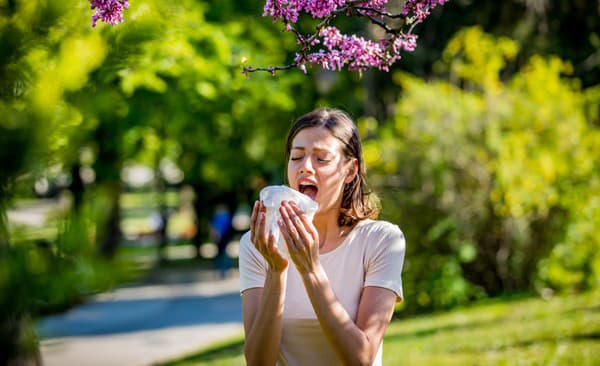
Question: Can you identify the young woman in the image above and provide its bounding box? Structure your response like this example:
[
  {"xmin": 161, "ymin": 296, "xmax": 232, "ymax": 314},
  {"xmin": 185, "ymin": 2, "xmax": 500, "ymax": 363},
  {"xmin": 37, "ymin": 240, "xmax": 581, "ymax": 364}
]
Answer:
[{"xmin": 239, "ymin": 108, "xmax": 405, "ymax": 365}]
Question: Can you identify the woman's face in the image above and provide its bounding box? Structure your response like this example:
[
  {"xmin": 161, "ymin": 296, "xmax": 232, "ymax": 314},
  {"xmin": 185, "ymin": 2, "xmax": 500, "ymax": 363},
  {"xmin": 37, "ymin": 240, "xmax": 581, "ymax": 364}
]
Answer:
[{"xmin": 287, "ymin": 126, "xmax": 354, "ymax": 215}]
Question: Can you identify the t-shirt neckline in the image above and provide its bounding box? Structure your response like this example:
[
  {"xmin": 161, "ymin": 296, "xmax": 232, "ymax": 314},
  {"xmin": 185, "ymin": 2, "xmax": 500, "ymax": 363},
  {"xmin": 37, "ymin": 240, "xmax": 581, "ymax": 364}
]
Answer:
[{"xmin": 319, "ymin": 219, "xmax": 371, "ymax": 258}]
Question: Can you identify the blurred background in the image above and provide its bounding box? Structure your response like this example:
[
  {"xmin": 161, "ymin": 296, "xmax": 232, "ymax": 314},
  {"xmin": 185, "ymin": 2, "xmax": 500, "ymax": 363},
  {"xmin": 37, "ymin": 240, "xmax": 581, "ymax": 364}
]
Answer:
[{"xmin": 1, "ymin": 0, "xmax": 599, "ymax": 364}]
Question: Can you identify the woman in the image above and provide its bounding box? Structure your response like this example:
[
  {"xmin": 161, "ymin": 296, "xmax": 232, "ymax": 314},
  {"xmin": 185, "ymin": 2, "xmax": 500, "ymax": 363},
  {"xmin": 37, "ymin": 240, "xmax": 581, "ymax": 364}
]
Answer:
[{"xmin": 239, "ymin": 108, "xmax": 405, "ymax": 365}]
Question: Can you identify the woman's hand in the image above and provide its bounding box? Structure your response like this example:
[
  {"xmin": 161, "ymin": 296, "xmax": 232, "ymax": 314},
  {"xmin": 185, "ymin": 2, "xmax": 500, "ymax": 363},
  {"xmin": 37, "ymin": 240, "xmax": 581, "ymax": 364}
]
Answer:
[
  {"xmin": 278, "ymin": 200, "xmax": 320, "ymax": 274},
  {"xmin": 250, "ymin": 201, "xmax": 288, "ymax": 273}
]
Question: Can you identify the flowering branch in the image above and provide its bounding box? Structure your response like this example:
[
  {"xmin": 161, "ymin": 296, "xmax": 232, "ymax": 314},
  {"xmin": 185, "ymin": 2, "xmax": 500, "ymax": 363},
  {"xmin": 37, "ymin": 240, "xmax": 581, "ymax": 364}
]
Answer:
[
  {"xmin": 89, "ymin": 0, "xmax": 129, "ymax": 27},
  {"xmin": 243, "ymin": 0, "xmax": 448, "ymax": 75}
]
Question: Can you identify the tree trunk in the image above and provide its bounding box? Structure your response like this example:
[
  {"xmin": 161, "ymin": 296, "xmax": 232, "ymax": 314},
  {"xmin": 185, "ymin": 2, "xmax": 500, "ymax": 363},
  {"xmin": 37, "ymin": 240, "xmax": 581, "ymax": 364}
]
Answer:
[
  {"xmin": 69, "ymin": 163, "xmax": 85, "ymax": 213},
  {"xmin": 1, "ymin": 313, "xmax": 42, "ymax": 366},
  {"xmin": 93, "ymin": 121, "xmax": 123, "ymax": 259},
  {"xmin": 191, "ymin": 182, "xmax": 212, "ymax": 258},
  {"xmin": 98, "ymin": 181, "xmax": 122, "ymax": 259}
]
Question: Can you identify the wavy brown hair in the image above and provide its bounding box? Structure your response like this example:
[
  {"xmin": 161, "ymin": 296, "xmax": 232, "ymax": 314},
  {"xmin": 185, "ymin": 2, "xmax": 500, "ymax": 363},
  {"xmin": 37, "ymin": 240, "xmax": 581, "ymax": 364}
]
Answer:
[{"xmin": 285, "ymin": 108, "xmax": 380, "ymax": 227}]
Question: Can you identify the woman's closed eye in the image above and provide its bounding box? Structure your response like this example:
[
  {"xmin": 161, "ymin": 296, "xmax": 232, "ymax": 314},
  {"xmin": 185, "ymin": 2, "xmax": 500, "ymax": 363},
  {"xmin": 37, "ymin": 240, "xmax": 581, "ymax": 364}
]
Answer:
[
  {"xmin": 290, "ymin": 153, "xmax": 333, "ymax": 163},
  {"xmin": 316, "ymin": 153, "xmax": 335, "ymax": 163}
]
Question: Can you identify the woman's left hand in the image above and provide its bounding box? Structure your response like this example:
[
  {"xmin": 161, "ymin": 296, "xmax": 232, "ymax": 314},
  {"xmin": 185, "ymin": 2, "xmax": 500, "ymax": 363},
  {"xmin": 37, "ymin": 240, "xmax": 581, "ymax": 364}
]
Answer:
[{"xmin": 278, "ymin": 201, "xmax": 320, "ymax": 274}]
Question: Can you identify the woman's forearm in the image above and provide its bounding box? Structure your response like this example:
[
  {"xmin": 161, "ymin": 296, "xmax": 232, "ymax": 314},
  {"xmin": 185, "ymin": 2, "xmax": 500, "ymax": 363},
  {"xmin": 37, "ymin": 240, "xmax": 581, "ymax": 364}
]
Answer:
[
  {"xmin": 244, "ymin": 270, "xmax": 287, "ymax": 366},
  {"xmin": 301, "ymin": 267, "xmax": 376, "ymax": 366}
]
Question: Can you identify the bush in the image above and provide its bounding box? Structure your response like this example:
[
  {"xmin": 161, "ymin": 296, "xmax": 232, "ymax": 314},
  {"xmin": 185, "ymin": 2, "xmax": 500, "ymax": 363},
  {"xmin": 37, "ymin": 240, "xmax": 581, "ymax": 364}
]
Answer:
[{"xmin": 365, "ymin": 27, "xmax": 600, "ymax": 313}]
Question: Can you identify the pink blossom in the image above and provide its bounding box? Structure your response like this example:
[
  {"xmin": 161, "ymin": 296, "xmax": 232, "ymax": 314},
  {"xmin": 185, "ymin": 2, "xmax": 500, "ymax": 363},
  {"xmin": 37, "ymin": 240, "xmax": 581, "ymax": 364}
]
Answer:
[
  {"xmin": 393, "ymin": 33, "xmax": 418, "ymax": 53},
  {"xmin": 307, "ymin": 26, "xmax": 389, "ymax": 72},
  {"xmin": 89, "ymin": 0, "xmax": 129, "ymax": 27},
  {"xmin": 402, "ymin": 0, "xmax": 448, "ymax": 22},
  {"xmin": 248, "ymin": 0, "xmax": 449, "ymax": 74}
]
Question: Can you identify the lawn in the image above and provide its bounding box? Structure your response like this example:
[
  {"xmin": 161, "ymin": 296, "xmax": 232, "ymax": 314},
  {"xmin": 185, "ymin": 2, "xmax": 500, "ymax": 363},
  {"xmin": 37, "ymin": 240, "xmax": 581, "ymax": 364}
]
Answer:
[{"xmin": 161, "ymin": 289, "xmax": 600, "ymax": 365}]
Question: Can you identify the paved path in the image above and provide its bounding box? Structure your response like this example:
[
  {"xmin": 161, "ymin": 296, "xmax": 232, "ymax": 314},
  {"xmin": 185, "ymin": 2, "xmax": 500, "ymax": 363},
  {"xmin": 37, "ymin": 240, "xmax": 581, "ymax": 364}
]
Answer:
[{"xmin": 36, "ymin": 268, "xmax": 243, "ymax": 366}]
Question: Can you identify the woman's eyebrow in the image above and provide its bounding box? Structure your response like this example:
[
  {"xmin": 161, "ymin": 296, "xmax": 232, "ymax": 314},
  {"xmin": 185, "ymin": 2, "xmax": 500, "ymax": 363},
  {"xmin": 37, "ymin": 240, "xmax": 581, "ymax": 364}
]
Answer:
[{"xmin": 292, "ymin": 146, "xmax": 334, "ymax": 153}]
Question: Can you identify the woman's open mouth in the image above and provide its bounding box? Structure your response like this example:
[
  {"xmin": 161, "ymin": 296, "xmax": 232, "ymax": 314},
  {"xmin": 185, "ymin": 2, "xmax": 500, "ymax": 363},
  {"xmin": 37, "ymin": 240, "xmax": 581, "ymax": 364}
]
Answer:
[{"xmin": 299, "ymin": 183, "xmax": 318, "ymax": 201}]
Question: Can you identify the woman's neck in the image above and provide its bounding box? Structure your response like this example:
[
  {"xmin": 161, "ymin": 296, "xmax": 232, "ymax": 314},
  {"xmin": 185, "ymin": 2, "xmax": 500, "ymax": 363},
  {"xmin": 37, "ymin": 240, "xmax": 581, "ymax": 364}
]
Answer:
[{"xmin": 313, "ymin": 210, "xmax": 346, "ymax": 251}]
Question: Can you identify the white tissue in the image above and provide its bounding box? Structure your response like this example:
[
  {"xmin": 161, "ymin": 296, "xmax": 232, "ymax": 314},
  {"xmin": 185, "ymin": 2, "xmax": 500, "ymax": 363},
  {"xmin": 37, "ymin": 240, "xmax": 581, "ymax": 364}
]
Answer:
[{"xmin": 259, "ymin": 185, "xmax": 319, "ymax": 257}]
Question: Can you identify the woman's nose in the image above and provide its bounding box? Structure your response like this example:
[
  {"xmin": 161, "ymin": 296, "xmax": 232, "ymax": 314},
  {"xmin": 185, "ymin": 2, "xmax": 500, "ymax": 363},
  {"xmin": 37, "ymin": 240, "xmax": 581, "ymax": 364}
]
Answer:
[{"xmin": 299, "ymin": 156, "xmax": 314, "ymax": 174}]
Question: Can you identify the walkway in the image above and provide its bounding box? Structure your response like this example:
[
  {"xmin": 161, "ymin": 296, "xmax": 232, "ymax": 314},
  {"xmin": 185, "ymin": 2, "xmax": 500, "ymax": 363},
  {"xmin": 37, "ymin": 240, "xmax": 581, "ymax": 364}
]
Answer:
[{"xmin": 36, "ymin": 267, "xmax": 243, "ymax": 366}]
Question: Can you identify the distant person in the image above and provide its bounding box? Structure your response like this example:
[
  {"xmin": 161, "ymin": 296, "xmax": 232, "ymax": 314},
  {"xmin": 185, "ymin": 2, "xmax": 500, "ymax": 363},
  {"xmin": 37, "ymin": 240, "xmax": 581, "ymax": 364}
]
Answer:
[
  {"xmin": 239, "ymin": 108, "xmax": 406, "ymax": 365},
  {"xmin": 210, "ymin": 203, "xmax": 233, "ymax": 277}
]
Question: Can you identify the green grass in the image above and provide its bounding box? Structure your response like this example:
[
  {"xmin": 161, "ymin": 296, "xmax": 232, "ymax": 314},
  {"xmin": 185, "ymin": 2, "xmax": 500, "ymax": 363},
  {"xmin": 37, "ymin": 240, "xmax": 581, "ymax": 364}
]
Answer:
[
  {"xmin": 384, "ymin": 290, "xmax": 600, "ymax": 365},
  {"xmin": 160, "ymin": 336, "xmax": 246, "ymax": 366},
  {"xmin": 161, "ymin": 289, "xmax": 600, "ymax": 366}
]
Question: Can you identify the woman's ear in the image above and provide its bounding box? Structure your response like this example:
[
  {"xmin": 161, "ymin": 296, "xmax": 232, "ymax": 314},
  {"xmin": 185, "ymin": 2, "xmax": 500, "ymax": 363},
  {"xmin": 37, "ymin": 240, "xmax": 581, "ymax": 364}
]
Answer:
[{"xmin": 344, "ymin": 159, "xmax": 359, "ymax": 184}]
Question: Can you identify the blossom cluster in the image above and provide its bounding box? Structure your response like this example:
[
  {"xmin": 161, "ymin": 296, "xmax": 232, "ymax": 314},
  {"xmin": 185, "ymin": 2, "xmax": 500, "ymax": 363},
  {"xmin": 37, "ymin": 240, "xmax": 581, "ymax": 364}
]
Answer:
[
  {"xmin": 89, "ymin": 0, "xmax": 129, "ymax": 27},
  {"xmin": 247, "ymin": 0, "xmax": 448, "ymax": 74},
  {"xmin": 263, "ymin": 0, "xmax": 346, "ymax": 22},
  {"xmin": 296, "ymin": 26, "xmax": 417, "ymax": 72},
  {"xmin": 402, "ymin": 0, "xmax": 447, "ymax": 22}
]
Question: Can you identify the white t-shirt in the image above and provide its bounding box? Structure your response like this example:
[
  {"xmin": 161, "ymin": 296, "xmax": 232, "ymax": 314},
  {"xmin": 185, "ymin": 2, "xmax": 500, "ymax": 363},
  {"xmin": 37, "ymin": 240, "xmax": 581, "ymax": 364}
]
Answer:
[{"xmin": 239, "ymin": 219, "xmax": 406, "ymax": 366}]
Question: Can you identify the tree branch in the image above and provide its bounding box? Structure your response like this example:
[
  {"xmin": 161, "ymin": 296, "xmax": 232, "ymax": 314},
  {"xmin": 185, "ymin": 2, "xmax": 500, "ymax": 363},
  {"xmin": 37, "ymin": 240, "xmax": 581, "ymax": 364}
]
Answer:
[
  {"xmin": 242, "ymin": 63, "xmax": 298, "ymax": 76},
  {"xmin": 244, "ymin": 0, "xmax": 448, "ymax": 75},
  {"xmin": 355, "ymin": 9, "xmax": 398, "ymax": 34}
]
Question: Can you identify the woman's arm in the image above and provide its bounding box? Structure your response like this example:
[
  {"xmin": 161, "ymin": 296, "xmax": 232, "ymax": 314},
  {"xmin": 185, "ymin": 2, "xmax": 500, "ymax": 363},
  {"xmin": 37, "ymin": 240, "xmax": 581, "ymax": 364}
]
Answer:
[
  {"xmin": 303, "ymin": 271, "xmax": 397, "ymax": 365},
  {"xmin": 242, "ymin": 270, "xmax": 286, "ymax": 366},
  {"xmin": 242, "ymin": 201, "xmax": 289, "ymax": 366},
  {"xmin": 278, "ymin": 201, "xmax": 398, "ymax": 365}
]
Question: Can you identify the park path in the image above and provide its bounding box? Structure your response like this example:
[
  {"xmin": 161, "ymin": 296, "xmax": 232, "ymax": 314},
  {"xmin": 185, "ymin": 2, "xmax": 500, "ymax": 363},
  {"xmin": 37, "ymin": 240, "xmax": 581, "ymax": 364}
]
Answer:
[{"xmin": 36, "ymin": 267, "xmax": 243, "ymax": 366}]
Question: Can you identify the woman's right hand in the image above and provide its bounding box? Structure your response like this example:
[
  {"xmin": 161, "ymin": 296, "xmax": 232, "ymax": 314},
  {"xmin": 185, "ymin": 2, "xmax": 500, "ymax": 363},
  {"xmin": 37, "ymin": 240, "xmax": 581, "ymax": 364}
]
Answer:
[{"xmin": 250, "ymin": 201, "xmax": 288, "ymax": 273}]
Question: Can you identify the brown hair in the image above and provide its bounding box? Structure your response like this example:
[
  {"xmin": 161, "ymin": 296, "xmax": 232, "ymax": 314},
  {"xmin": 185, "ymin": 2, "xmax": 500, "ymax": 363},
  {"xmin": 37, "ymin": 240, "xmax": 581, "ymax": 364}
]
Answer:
[{"xmin": 285, "ymin": 108, "xmax": 380, "ymax": 226}]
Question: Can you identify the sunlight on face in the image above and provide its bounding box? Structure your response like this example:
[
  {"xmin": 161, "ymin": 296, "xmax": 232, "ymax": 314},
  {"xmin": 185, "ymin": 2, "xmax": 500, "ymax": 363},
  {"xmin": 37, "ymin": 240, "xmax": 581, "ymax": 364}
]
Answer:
[{"xmin": 288, "ymin": 127, "xmax": 351, "ymax": 215}]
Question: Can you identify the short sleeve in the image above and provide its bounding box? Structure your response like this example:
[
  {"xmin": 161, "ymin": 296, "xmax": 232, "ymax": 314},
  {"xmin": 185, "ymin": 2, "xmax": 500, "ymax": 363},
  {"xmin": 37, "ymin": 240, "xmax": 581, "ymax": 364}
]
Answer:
[
  {"xmin": 238, "ymin": 231, "xmax": 267, "ymax": 293},
  {"xmin": 363, "ymin": 223, "xmax": 406, "ymax": 301}
]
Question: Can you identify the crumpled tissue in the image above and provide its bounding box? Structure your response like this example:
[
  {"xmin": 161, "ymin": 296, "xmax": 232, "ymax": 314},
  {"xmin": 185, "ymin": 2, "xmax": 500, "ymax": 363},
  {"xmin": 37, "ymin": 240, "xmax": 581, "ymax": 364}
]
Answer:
[{"xmin": 259, "ymin": 185, "xmax": 319, "ymax": 257}]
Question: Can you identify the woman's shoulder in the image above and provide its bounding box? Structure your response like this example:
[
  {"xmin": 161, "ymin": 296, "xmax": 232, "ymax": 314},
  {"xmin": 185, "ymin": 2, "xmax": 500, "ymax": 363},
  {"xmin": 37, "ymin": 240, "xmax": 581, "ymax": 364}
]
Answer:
[
  {"xmin": 240, "ymin": 230, "xmax": 251, "ymax": 243},
  {"xmin": 352, "ymin": 219, "xmax": 405, "ymax": 258},
  {"xmin": 238, "ymin": 231, "xmax": 257, "ymax": 254},
  {"xmin": 352, "ymin": 219, "xmax": 405, "ymax": 249},
  {"xmin": 356, "ymin": 219, "xmax": 403, "ymax": 237}
]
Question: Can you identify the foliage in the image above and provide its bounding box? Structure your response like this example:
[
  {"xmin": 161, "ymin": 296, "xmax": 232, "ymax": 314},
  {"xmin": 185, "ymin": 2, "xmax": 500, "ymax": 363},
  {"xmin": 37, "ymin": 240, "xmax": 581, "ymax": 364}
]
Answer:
[
  {"xmin": 1, "ymin": 0, "xmax": 99, "ymax": 206},
  {"xmin": 342, "ymin": 0, "xmax": 600, "ymax": 122},
  {"xmin": 363, "ymin": 26, "xmax": 600, "ymax": 312},
  {"xmin": 0, "ymin": 0, "xmax": 315, "ymax": 361},
  {"xmin": 100, "ymin": 0, "xmax": 319, "ymax": 246},
  {"xmin": 0, "ymin": 192, "xmax": 140, "ymax": 363}
]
